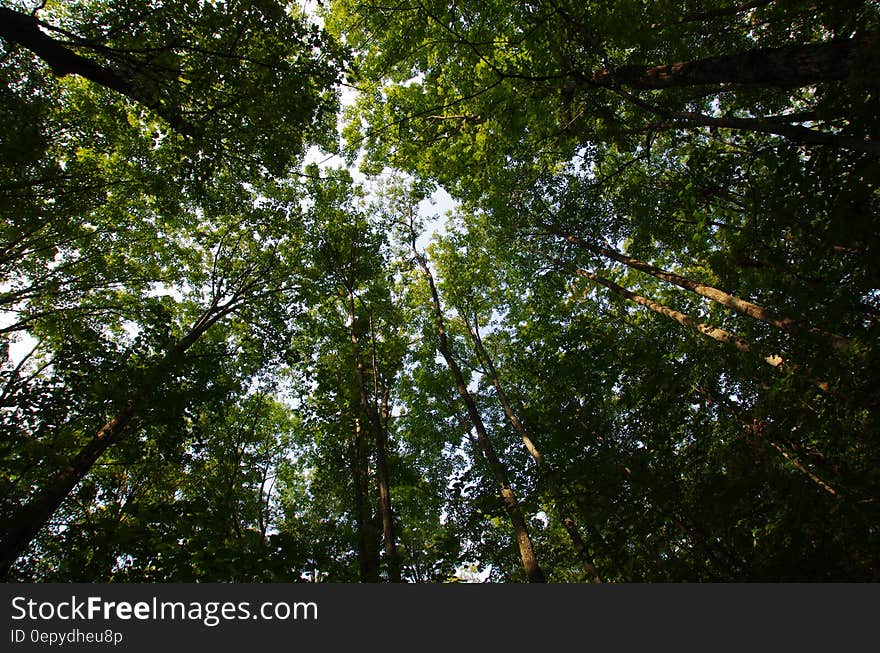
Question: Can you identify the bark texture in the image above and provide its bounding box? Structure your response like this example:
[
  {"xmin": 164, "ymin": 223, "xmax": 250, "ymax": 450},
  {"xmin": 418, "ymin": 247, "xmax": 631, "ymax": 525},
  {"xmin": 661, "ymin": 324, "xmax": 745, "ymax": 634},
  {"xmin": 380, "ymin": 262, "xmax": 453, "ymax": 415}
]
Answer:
[
  {"xmin": 0, "ymin": 7, "xmax": 193, "ymax": 134},
  {"xmin": 412, "ymin": 240, "xmax": 545, "ymax": 583},
  {"xmin": 591, "ymin": 35, "xmax": 875, "ymax": 89},
  {"xmin": 463, "ymin": 314, "xmax": 602, "ymax": 582}
]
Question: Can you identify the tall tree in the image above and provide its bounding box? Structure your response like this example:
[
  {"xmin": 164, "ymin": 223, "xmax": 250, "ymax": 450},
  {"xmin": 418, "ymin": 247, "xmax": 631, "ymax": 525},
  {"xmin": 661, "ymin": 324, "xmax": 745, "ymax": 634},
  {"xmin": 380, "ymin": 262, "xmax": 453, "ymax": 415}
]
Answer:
[
  {"xmin": 397, "ymin": 199, "xmax": 545, "ymax": 583},
  {"xmin": 0, "ymin": 195, "xmax": 305, "ymax": 577},
  {"xmin": 290, "ymin": 168, "xmax": 407, "ymax": 581},
  {"xmin": 2, "ymin": 0, "xmax": 878, "ymax": 583}
]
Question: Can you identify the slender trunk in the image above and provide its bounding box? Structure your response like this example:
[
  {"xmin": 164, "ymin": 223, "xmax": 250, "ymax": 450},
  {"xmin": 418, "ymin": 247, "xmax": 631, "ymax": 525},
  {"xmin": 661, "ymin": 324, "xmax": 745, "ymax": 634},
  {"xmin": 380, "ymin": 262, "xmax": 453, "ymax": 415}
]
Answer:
[
  {"xmin": 374, "ymin": 376, "xmax": 401, "ymax": 582},
  {"xmin": 573, "ymin": 266, "xmax": 831, "ymax": 392},
  {"xmin": 559, "ymin": 230, "xmax": 852, "ymax": 351},
  {"xmin": 352, "ymin": 417, "xmax": 381, "ymax": 582},
  {"xmin": 411, "ymin": 241, "xmax": 545, "ymax": 583},
  {"xmin": 346, "ymin": 286, "xmax": 399, "ymax": 581},
  {"xmin": 463, "ymin": 313, "xmax": 601, "ymax": 582},
  {"xmin": 0, "ymin": 7, "xmax": 193, "ymax": 134},
  {"xmin": 664, "ymin": 110, "xmax": 880, "ymax": 154},
  {"xmin": 576, "ymin": 267, "xmax": 780, "ymax": 363},
  {"xmin": 591, "ymin": 34, "xmax": 875, "ymax": 89},
  {"xmin": 767, "ymin": 440, "xmax": 840, "ymax": 497},
  {"xmin": 614, "ymin": 88, "xmax": 879, "ymax": 153}
]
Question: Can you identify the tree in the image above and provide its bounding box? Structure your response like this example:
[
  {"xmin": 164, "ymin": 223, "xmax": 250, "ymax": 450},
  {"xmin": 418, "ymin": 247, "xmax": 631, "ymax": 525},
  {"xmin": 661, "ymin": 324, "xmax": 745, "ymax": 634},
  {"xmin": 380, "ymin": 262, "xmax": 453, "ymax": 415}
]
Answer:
[
  {"xmin": 391, "ymin": 195, "xmax": 545, "ymax": 583},
  {"xmin": 0, "ymin": 0, "xmax": 343, "ymax": 176},
  {"xmin": 2, "ymin": 0, "xmax": 878, "ymax": 583},
  {"xmin": 0, "ymin": 0, "xmax": 342, "ymax": 579},
  {"xmin": 285, "ymin": 169, "xmax": 408, "ymax": 581},
  {"xmin": 0, "ymin": 189, "xmax": 307, "ymax": 577}
]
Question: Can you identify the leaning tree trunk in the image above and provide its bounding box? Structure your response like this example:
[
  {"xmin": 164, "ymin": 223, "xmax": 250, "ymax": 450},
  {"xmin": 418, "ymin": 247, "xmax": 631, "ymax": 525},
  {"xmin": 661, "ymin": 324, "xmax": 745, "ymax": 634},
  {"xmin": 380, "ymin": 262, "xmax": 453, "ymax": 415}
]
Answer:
[
  {"xmin": 462, "ymin": 312, "xmax": 602, "ymax": 582},
  {"xmin": 0, "ymin": 399, "xmax": 138, "ymax": 577},
  {"xmin": 556, "ymin": 229, "xmax": 852, "ymax": 351},
  {"xmin": 0, "ymin": 296, "xmax": 235, "ymax": 578},
  {"xmin": 590, "ymin": 34, "xmax": 875, "ymax": 89},
  {"xmin": 411, "ymin": 242, "xmax": 545, "ymax": 583},
  {"xmin": 570, "ymin": 265, "xmax": 831, "ymax": 393}
]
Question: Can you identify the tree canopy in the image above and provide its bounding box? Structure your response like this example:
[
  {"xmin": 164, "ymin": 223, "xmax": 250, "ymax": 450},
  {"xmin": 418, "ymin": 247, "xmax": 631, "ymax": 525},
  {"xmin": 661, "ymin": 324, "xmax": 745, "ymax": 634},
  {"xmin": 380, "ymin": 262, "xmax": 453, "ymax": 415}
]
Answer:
[{"xmin": 1, "ymin": 0, "xmax": 877, "ymax": 582}]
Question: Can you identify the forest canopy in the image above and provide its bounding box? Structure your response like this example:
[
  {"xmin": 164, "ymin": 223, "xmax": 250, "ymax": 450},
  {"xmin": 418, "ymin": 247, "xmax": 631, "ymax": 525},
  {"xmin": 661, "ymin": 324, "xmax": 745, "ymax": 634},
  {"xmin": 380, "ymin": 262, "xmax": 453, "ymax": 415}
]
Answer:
[{"xmin": 1, "ymin": 0, "xmax": 878, "ymax": 582}]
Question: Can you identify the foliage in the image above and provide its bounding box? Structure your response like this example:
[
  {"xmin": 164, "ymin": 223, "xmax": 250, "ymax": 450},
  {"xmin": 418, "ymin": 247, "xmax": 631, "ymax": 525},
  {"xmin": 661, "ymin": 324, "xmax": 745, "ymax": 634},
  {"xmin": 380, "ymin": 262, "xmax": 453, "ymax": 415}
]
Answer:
[{"xmin": 0, "ymin": 0, "xmax": 877, "ymax": 581}]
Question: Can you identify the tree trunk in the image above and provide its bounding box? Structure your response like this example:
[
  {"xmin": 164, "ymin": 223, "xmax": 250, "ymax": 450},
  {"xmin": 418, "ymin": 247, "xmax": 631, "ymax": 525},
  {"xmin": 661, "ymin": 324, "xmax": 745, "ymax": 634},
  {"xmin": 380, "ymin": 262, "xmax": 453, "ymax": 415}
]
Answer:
[
  {"xmin": 611, "ymin": 88, "xmax": 880, "ymax": 153},
  {"xmin": 558, "ymin": 230, "xmax": 852, "ymax": 351},
  {"xmin": 346, "ymin": 289, "xmax": 402, "ymax": 582},
  {"xmin": 462, "ymin": 312, "xmax": 602, "ymax": 582},
  {"xmin": 0, "ymin": 7, "xmax": 192, "ymax": 134},
  {"xmin": 591, "ymin": 34, "xmax": 875, "ymax": 89},
  {"xmin": 352, "ymin": 417, "xmax": 381, "ymax": 583},
  {"xmin": 662, "ymin": 110, "xmax": 880, "ymax": 154},
  {"xmin": 573, "ymin": 266, "xmax": 831, "ymax": 392},
  {"xmin": 0, "ymin": 292, "xmax": 246, "ymax": 578},
  {"xmin": 411, "ymin": 242, "xmax": 545, "ymax": 583},
  {"xmin": 576, "ymin": 267, "xmax": 777, "ymax": 360},
  {"xmin": 375, "ymin": 377, "xmax": 401, "ymax": 582},
  {"xmin": 0, "ymin": 401, "xmax": 136, "ymax": 577}
]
